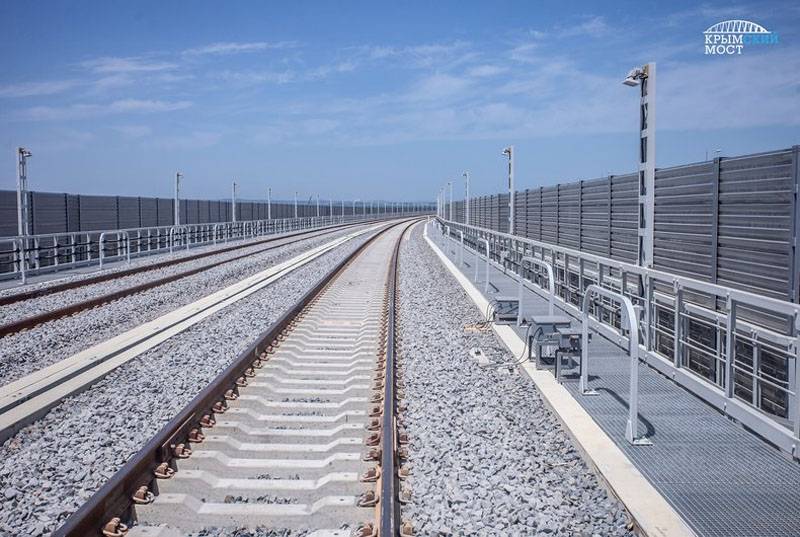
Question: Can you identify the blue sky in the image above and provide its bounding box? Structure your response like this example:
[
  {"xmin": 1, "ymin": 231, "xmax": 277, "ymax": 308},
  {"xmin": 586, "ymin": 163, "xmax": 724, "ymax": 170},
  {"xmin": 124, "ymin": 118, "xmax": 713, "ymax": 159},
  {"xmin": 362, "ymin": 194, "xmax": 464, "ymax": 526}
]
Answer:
[{"xmin": 1, "ymin": 1, "xmax": 798, "ymax": 202}]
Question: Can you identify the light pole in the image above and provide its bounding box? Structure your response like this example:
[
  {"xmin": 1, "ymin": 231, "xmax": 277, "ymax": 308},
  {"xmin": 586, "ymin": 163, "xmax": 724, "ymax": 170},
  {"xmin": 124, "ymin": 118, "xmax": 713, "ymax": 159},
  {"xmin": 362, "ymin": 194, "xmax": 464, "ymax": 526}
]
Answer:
[
  {"xmin": 294, "ymin": 191, "xmax": 298, "ymax": 219},
  {"xmin": 231, "ymin": 181, "xmax": 237, "ymax": 223},
  {"xmin": 623, "ymin": 62, "xmax": 656, "ymax": 268},
  {"xmin": 448, "ymin": 181, "xmax": 453, "ymax": 221},
  {"xmin": 353, "ymin": 199, "xmax": 360, "ymax": 216},
  {"xmin": 329, "ymin": 198, "xmax": 333, "ymax": 219},
  {"xmin": 341, "ymin": 199, "xmax": 345, "ymax": 217},
  {"xmin": 174, "ymin": 172, "xmax": 183, "ymax": 226},
  {"xmin": 502, "ymin": 146, "xmax": 514, "ymax": 234},
  {"xmin": 267, "ymin": 187, "xmax": 272, "ymax": 220},
  {"xmin": 463, "ymin": 171, "xmax": 470, "ymax": 225},
  {"xmin": 316, "ymin": 194, "xmax": 320, "ymax": 218},
  {"xmin": 16, "ymin": 147, "xmax": 32, "ymax": 238}
]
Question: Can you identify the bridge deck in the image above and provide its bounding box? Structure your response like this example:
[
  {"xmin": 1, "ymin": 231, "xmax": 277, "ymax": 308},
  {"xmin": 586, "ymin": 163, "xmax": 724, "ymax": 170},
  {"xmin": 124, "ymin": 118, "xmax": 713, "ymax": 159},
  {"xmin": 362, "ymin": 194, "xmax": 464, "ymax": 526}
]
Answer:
[{"xmin": 442, "ymin": 239, "xmax": 800, "ymax": 537}]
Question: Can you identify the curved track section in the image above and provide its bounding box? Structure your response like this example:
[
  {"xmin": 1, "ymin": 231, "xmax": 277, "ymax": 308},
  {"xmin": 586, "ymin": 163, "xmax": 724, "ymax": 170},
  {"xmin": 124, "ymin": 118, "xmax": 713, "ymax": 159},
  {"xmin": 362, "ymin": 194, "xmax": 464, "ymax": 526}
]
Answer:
[{"xmin": 53, "ymin": 219, "xmax": 416, "ymax": 537}]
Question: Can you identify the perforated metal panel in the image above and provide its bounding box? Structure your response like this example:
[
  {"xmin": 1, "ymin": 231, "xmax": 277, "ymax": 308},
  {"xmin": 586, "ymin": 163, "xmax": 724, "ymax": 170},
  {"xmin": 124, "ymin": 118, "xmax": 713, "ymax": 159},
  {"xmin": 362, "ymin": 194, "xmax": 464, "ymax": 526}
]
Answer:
[
  {"xmin": 79, "ymin": 195, "xmax": 117, "ymax": 231},
  {"xmin": 717, "ymin": 150, "xmax": 795, "ymax": 299},
  {"xmin": 31, "ymin": 192, "xmax": 67, "ymax": 234},
  {"xmin": 140, "ymin": 198, "xmax": 158, "ymax": 227},
  {"xmin": 558, "ymin": 181, "xmax": 580, "ymax": 249},
  {"xmin": 157, "ymin": 199, "xmax": 172, "ymax": 226},
  {"xmin": 581, "ymin": 177, "xmax": 611, "ymax": 257},
  {"xmin": 610, "ymin": 173, "xmax": 638, "ymax": 263},
  {"xmin": 117, "ymin": 196, "xmax": 141, "ymax": 229},
  {"xmin": 197, "ymin": 200, "xmax": 211, "ymax": 223}
]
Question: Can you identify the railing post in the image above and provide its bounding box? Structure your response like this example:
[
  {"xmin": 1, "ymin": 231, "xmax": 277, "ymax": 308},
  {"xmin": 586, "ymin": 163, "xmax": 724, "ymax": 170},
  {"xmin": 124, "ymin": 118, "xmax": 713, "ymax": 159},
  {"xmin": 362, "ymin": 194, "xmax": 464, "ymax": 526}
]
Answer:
[
  {"xmin": 459, "ymin": 230, "xmax": 464, "ymax": 267},
  {"xmin": 581, "ymin": 284, "xmax": 651, "ymax": 445},
  {"xmin": 15, "ymin": 238, "xmax": 26, "ymax": 284},
  {"xmin": 644, "ymin": 274, "xmax": 652, "ymax": 351},
  {"xmin": 725, "ymin": 297, "xmax": 737, "ymax": 399},
  {"xmin": 484, "ymin": 238, "xmax": 490, "ymax": 294},
  {"xmin": 580, "ymin": 293, "xmax": 595, "ymax": 396},
  {"xmin": 99, "ymin": 232, "xmax": 107, "ymax": 269},
  {"xmin": 793, "ymin": 313, "xmax": 800, "ymax": 439},
  {"xmin": 123, "ymin": 231, "xmax": 131, "ymax": 265},
  {"xmin": 518, "ymin": 256, "xmax": 555, "ymax": 326}
]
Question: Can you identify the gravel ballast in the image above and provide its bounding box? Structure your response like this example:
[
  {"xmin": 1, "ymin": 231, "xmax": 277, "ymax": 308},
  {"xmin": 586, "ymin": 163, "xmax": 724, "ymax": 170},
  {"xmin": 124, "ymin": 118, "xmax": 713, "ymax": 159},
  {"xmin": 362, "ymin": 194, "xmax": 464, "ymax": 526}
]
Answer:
[
  {"xmin": 397, "ymin": 224, "xmax": 633, "ymax": 536},
  {"xmin": 0, "ymin": 225, "xmax": 375, "ymax": 386},
  {"xmin": 0, "ymin": 231, "xmax": 375, "ymax": 537}
]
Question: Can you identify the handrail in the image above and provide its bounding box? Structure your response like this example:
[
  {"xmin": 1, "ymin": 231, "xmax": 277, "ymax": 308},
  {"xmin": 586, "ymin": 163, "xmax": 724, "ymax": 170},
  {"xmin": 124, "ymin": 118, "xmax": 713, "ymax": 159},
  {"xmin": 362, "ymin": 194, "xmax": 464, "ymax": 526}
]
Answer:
[
  {"xmin": 439, "ymin": 217, "xmax": 800, "ymax": 457},
  {"xmin": 98, "ymin": 231, "xmax": 131, "ymax": 270},
  {"xmin": 458, "ymin": 230, "xmax": 464, "ymax": 267},
  {"xmin": 168, "ymin": 226, "xmax": 188, "ymax": 253},
  {"xmin": 0, "ymin": 212, "xmax": 430, "ymax": 284},
  {"xmin": 581, "ymin": 284, "xmax": 651, "ymax": 446},
  {"xmin": 0, "ymin": 238, "xmax": 26, "ymax": 284},
  {"xmin": 518, "ymin": 256, "xmax": 555, "ymax": 325},
  {"xmin": 476, "ymin": 238, "xmax": 490, "ymax": 293},
  {"xmin": 440, "ymin": 218, "xmax": 799, "ymax": 318}
]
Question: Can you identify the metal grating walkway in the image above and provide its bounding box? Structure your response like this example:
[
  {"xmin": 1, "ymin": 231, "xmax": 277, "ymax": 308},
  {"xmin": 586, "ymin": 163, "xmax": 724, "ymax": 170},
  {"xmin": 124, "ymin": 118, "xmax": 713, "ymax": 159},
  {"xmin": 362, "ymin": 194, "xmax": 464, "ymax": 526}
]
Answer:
[{"xmin": 438, "ymin": 238, "xmax": 800, "ymax": 537}]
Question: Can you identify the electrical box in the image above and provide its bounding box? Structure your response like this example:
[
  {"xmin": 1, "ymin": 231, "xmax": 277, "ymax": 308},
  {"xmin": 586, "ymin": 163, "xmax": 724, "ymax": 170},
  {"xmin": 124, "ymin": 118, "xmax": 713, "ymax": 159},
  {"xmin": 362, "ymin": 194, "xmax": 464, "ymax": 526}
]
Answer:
[
  {"xmin": 530, "ymin": 315, "xmax": 572, "ymax": 334},
  {"xmin": 492, "ymin": 296, "xmax": 519, "ymax": 324},
  {"xmin": 556, "ymin": 326, "xmax": 583, "ymax": 351}
]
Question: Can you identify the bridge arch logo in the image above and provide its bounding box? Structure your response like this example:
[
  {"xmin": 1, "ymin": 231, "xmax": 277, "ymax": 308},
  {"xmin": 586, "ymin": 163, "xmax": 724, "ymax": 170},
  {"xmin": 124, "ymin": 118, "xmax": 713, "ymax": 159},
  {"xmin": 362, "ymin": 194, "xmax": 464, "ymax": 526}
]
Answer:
[{"xmin": 704, "ymin": 20, "xmax": 779, "ymax": 55}]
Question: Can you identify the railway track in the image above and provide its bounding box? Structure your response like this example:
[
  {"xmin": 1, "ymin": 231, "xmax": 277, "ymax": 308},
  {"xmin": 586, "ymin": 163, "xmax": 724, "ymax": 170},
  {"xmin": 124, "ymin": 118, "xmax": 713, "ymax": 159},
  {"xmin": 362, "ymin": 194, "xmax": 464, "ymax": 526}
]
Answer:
[
  {"xmin": 0, "ymin": 225, "xmax": 384, "ymax": 442},
  {"xmin": 0, "ymin": 220, "xmax": 378, "ymax": 339},
  {"xmin": 53, "ymin": 219, "xmax": 416, "ymax": 537}
]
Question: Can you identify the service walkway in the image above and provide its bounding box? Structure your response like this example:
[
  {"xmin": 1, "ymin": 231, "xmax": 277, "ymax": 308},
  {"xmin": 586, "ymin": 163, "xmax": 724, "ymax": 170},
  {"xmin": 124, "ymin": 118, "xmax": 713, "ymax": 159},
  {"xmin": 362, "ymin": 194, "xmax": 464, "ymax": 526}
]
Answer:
[{"xmin": 431, "ymin": 229, "xmax": 800, "ymax": 537}]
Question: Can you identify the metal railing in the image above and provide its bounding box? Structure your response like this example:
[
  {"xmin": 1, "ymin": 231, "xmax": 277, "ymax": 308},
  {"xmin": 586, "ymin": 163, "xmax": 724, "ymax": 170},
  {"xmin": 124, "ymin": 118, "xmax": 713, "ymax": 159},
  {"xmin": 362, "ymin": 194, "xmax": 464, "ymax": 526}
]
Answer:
[
  {"xmin": 580, "ymin": 284, "xmax": 652, "ymax": 446},
  {"xmin": 518, "ymin": 255, "xmax": 555, "ymax": 321},
  {"xmin": 0, "ymin": 212, "xmax": 425, "ymax": 283},
  {"xmin": 436, "ymin": 218, "xmax": 800, "ymax": 459}
]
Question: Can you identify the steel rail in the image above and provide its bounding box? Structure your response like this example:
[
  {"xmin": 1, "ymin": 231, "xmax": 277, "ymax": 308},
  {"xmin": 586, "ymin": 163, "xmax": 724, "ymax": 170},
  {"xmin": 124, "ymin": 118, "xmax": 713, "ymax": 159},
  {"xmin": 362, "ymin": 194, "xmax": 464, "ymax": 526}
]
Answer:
[
  {"xmin": 378, "ymin": 219, "xmax": 410, "ymax": 537},
  {"xmin": 52, "ymin": 218, "xmax": 418, "ymax": 537},
  {"xmin": 0, "ymin": 221, "xmax": 379, "ymax": 339},
  {"xmin": 0, "ymin": 219, "xmax": 377, "ymax": 307}
]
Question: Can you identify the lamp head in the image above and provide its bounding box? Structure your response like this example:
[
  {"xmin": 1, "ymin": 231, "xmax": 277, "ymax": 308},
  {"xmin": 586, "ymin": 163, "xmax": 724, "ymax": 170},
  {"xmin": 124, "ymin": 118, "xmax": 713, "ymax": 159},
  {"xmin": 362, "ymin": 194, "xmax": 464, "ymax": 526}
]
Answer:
[{"xmin": 623, "ymin": 67, "xmax": 646, "ymax": 86}]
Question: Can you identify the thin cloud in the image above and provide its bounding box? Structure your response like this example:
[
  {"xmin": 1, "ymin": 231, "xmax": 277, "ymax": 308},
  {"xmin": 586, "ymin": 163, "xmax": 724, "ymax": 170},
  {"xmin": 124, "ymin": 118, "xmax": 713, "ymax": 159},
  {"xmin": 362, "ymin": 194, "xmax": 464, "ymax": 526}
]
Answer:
[
  {"xmin": 215, "ymin": 69, "xmax": 296, "ymax": 85},
  {"xmin": 560, "ymin": 16, "xmax": 610, "ymax": 37},
  {"xmin": 113, "ymin": 125, "xmax": 153, "ymax": 138},
  {"xmin": 183, "ymin": 41, "xmax": 297, "ymax": 56},
  {"xmin": 0, "ymin": 80, "xmax": 79, "ymax": 98},
  {"xmin": 509, "ymin": 42, "xmax": 539, "ymax": 64},
  {"xmin": 20, "ymin": 99, "xmax": 191, "ymax": 121},
  {"xmin": 403, "ymin": 73, "xmax": 472, "ymax": 102},
  {"xmin": 81, "ymin": 56, "xmax": 177, "ymax": 74},
  {"xmin": 467, "ymin": 65, "xmax": 508, "ymax": 77},
  {"xmin": 154, "ymin": 131, "xmax": 221, "ymax": 149},
  {"xmin": 354, "ymin": 41, "xmax": 472, "ymax": 69}
]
